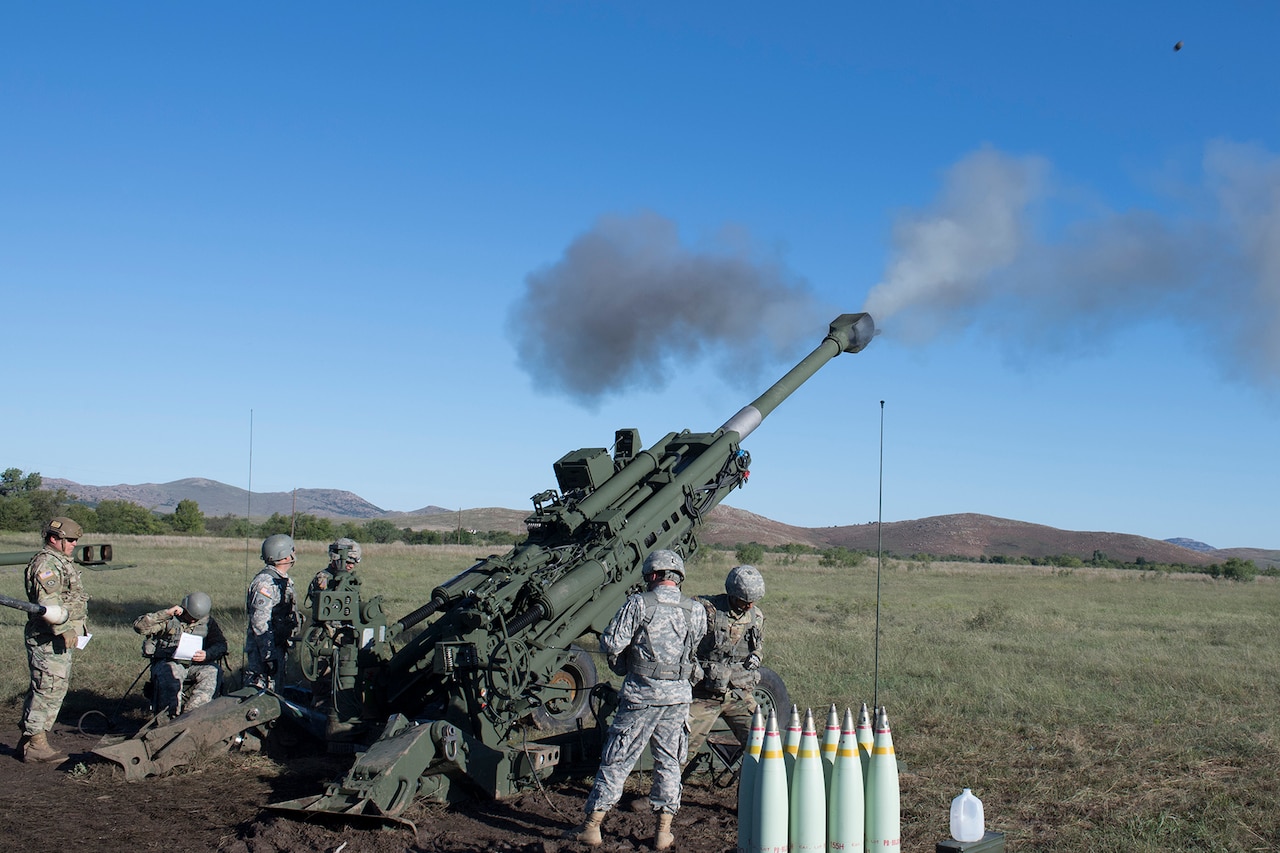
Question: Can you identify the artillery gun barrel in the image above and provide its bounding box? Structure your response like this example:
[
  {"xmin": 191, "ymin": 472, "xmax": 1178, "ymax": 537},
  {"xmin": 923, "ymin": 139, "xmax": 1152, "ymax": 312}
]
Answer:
[
  {"xmin": 0, "ymin": 544, "xmax": 115, "ymax": 569},
  {"xmin": 719, "ymin": 312, "xmax": 875, "ymax": 440},
  {"xmin": 572, "ymin": 315, "xmax": 874, "ymax": 524}
]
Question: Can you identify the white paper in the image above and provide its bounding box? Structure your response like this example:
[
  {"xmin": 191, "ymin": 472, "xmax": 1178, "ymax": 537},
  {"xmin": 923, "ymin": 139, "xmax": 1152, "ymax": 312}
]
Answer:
[
  {"xmin": 76, "ymin": 633, "xmax": 92, "ymax": 650},
  {"xmin": 172, "ymin": 632, "xmax": 204, "ymax": 661}
]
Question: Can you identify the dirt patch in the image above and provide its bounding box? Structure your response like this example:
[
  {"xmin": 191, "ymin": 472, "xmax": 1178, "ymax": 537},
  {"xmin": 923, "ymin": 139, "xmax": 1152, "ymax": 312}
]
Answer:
[{"xmin": 0, "ymin": 710, "xmax": 744, "ymax": 853}]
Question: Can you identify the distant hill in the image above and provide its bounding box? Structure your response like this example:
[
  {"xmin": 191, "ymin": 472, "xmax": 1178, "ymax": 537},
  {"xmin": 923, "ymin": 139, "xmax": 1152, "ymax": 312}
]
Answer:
[
  {"xmin": 40, "ymin": 477, "xmax": 1278, "ymax": 569},
  {"xmin": 1164, "ymin": 537, "xmax": 1215, "ymax": 552},
  {"xmin": 701, "ymin": 507, "xmax": 1243, "ymax": 568},
  {"xmin": 43, "ymin": 477, "xmax": 385, "ymax": 519}
]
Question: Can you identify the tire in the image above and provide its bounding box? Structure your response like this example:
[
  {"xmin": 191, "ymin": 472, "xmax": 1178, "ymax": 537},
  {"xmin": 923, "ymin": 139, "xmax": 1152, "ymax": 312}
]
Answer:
[
  {"xmin": 751, "ymin": 666, "xmax": 790, "ymax": 719},
  {"xmin": 530, "ymin": 645, "xmax": 599, "ymax": 731},
  {"xmin": 694, "ymin": 666, "xmax": 791, "ymax": 784}
]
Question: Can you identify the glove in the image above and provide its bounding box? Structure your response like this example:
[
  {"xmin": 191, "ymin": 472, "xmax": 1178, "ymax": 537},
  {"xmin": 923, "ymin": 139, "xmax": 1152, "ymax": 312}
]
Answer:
[
  {"xmin": 41, "ymin": 604, "xmax": 68, "ymax": 626},
  {"xmin": 743, "ymin": 654, "xmax": 761, "ymax": 671}
]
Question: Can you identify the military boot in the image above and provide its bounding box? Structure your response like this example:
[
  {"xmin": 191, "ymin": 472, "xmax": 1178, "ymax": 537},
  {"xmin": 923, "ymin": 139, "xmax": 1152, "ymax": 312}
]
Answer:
[
  {"xmin": 564, "ymin": 810, "xmax": 606, "ymax": 846},
  {"xmin": 21, "ymin": 732, "xmax": 64, "ymax": 764},
  {"xmin": 654, "ymin": 812, "xmax": 674, "ymax": 850}
]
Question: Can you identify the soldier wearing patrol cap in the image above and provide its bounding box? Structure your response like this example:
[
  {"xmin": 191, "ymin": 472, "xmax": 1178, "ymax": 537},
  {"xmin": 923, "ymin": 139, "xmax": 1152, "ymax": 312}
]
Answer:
[
  {"xmin": 18, "ymin": 516, "xmax": 90, "ymax": 763},
  {"xmin": 244, "ymin": 533, "xmax": 300, "ymax": 691}
]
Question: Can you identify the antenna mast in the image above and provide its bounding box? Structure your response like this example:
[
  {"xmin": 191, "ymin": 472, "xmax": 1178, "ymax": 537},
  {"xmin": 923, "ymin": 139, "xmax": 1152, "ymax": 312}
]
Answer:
[{"xmin": 874, "ymin": 399, "xmax": 885, "ymax": 712}]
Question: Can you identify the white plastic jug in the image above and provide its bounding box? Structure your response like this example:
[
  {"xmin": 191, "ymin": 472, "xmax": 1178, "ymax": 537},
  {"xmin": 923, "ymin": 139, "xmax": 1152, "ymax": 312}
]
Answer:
[{"xmin": 950, "ymin": 787, "xmax": 985, "ymax": 843}]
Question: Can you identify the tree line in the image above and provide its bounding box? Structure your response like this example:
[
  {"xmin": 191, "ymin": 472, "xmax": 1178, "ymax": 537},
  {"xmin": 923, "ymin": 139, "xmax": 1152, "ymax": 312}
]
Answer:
[
  {"xmin": 716, "ymin": 539, "xmax": 1270, "ymax": 582},
  {"xmin": 0, "ymin": 467, "xmax": 520, "ymax": 546}
]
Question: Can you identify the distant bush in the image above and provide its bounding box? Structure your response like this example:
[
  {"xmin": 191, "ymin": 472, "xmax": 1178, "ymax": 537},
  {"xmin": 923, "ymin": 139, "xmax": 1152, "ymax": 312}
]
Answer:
[
  {"xmin": 819, "ymin": 546, "xmax": 866, "ymax": 568},
  {"xmin": 94, "ymin": 499, "xmax": 163, "ymax": 535},
  {"xmin": 1220, "ymin": 557, "xmax": 1258, "ymax": 582}
]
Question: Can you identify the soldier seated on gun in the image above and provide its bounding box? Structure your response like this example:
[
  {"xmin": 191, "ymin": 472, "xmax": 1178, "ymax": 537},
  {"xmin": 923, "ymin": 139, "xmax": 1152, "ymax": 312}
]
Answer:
[
  {"xmin": 133, "ymin": 591, "xmax": 228, "ymax": 719},
  {"xmin": 686, "ymin": 564, "xmax": 766, "ymax": 769}
]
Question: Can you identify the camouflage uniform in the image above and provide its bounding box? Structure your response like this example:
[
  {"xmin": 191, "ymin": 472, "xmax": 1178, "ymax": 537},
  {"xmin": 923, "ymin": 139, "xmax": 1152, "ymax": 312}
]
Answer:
[
  {"xmin": 687, "ymin": 593, "xmax": 764, "ymax": 760},
  {"xmin": 307, "ymin": 565, "xmax": 342, "ymax": 601},
  {"xmin": 302, "ymin": 563, "xmax": 367, "ymax": 734},
  {"xmin": 20, "ymin": 546, "xmax": 89, "ymax": 737},
  {"xmin": 244, "ymin": 565, "xmax": 298, "ymax": 690},
  {"xmin": 133, "ymin": 608, "xmax": 228, "ymax": 716},
  {"xmin": 584, "ymin": 583, "xmax": 708, "ymax": 815}
]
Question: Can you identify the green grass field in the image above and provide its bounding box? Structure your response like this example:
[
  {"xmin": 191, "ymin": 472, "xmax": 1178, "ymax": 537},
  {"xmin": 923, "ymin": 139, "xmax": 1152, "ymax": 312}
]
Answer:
[{"xmin": 1, "ymin": 533, "xmax": 1276, "ymax": 851}]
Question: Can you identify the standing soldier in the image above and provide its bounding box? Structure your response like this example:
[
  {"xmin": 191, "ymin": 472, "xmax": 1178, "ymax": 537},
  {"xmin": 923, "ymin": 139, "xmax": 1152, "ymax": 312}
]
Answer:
[
  {"xmin": 686, "ymin": 564, "xmax": 766, "ymax": 771},
  {"xmin": 133, "ymin": 591, "xmax": 228, "ymax": 719},
  {"xmin": 18, "ymin": 516, "xmax": 90, "ymax": 763},
  {"xmin": 566, "ymin": 549, "xmax": 708, "ymax": 850},
  {"xmin": 245, "ymin": 533, "xmax": 300, "ymax": 691},
  {"xmin": 302, "ymin": 537, "xmax": 365, "ymax": 740}
]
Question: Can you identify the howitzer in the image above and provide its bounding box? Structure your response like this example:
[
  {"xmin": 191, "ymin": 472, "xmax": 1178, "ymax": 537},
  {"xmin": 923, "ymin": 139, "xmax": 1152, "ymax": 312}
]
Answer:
[{"xmin": 95, "ymin": 312, "xmax": 876, "ymax": 823}]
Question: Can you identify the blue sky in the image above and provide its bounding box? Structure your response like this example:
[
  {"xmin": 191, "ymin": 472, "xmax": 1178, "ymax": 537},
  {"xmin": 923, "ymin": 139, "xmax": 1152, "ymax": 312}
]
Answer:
[{"xmin": 4, "ymin": 3, "xmax": 1277, "ymax": 549}]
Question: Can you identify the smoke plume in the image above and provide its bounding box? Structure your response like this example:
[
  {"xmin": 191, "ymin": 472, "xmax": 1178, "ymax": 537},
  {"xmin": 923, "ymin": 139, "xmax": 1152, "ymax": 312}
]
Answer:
[
  {"xmin": 863, "ymin": 142, "xmax": 1280, "ymax": 389},
  {"xmin": 509, "ymin": 211, "xmax": 829, "ymax": 404}
]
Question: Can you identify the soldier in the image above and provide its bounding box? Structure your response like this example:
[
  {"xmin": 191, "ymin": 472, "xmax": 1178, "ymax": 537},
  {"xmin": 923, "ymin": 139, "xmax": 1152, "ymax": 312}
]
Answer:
[
  {"xmin": 302, "ymin": 537, "xmax": 365, "ymax": 739},
  {"xmin": 306, "ymin": 537, "xmax": 361, "ymax": 605},
  {"xmin": 685, "ymin": 564, "xmax": 766, "ymax": 771},
  {"xmin": 244, "ymin": 533, "xmax": 300, "ymax": 691},
  {"xmin": 133, "ymin": 591, "xmax": 228, "ymax": 718},
  {"xmin": 566, "ymin": 549, "xmax": 708, "ymax": 850},
  {"xmin": 18, "ymin": 516, "xmax": 90, "ymax": 763}
]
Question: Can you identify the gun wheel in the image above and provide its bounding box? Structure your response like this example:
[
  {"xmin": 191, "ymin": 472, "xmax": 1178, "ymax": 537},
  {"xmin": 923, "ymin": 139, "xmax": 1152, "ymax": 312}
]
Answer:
[
  {"xmin": 530, "ymin": 645, "xmax": 598, "ymax": 730},
  {"xmin": 750, "ymin": 666, "xmax": 790, "ymax": 720}
]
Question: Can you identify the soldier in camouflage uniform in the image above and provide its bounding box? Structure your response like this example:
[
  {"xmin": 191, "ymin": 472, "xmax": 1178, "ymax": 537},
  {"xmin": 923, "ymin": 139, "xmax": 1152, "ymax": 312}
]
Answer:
[
  {"xmin": 244, "ymin": 534, "xmax": 300, "ymax": 690},
  {"xmin": 18, "ymin": 516, "xmax": 90, "ymax": 763},
  {"xmin": 306, "ymin": 537, "xmax": 361, "ymax": 605},
  {"xmin": 685, "ymin": 564, "xmax": 766, "ymax": 773},
  {"xmin": 302, "ymin": 538, "xmax": 364, "ymax": 736},
  {"xmin": 566, "ymin": 549, "xmax": 708, "ymax": 850},
  {"xmin": 133, "ymin": 590, "xmax": 228, "ymax": 718}
]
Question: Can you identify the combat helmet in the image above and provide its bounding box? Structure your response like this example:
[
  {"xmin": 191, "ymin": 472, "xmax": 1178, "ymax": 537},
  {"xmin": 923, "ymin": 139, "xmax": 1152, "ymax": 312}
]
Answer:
[
  {"xmin": 643, "ymin": 549, "xmax": 685, "ymax": 584},
  {"xmin": 726, "ymin": 564, "xmax": 765, "ymax": 603},
  {"xmin": 260, "ymin": 533, "xmax": 296, "ymax": 566},
  {"xmin": 43, "ymin": 516, "xmax": 83, "ymax": 541},
  {"xmin": 181, "ymin": 591, "xmax": 212, "ymax": 620},
  {"xmin": 328, "ymin": 537, "xmax": 362, "ymax": 567}
]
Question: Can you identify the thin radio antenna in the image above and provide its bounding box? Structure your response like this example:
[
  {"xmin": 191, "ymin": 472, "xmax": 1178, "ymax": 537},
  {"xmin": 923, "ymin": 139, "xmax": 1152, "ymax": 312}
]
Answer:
[
  {"xmin": 243, "ymin": 409, "xmax": 254, "ymax": 678},
  {"xmin": 246, "ymin": 409, "xmax": 254, "ymax": 569},
  {"xmin": 874, "ymin": 399, "xmax": 885, "ymax": 712}
]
